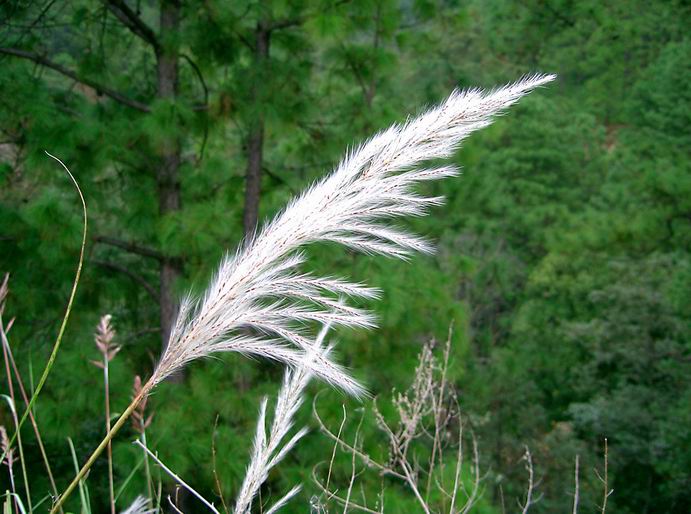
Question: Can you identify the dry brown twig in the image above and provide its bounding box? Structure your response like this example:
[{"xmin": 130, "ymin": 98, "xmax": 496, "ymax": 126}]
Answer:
[
  {"xmin": 595, "ymin": 438, "xmax": 613, "ymax": 514},
  {"xmin": 519, "ymin": 447, "xmax": 535, "ymax": 514},
  {"xmin": 572, "ymin": 455, "xmax": 580, "ymax": 514},
  {"xmin": 314, "ymin": 332, "xmax": 481, "ymax": 513}
]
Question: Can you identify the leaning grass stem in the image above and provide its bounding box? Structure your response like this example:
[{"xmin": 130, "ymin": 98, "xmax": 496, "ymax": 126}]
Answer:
[
  {"xmin": 67, "ymin": 437, "xmax": 91, "ymax": 513},
  {"xmin": 0, "ymin": 153, "xmax": 87, "ymax": 471},
  {"xmin": 51, "ymin": 381, "xmax": 152, "ymax": 513}
]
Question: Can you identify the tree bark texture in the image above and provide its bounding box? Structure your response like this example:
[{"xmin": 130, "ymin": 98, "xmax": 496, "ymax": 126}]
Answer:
[
  {"xmin": 156, "ymin": 0, "xmax": 182, "ymax": 352},
  {"xmin": 242, "ymin": 23, "xmax": 270, "ymax": 236}
]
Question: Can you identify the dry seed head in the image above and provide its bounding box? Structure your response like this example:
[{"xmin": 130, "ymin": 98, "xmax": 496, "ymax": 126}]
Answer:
[
  {"xmin": 0, "ymin": 273, "xmax": 8, "ymax": 306},
  {"xmin": 93, "ymin": 314, "xmax": 120, "ymax": 365},
  {"xmin": 131, "ymin": 375, "xmax": 154, "ymax": 434},
  {"xmin": 0, "ymin": 425, "xmax": 14, "ymax": 467}
]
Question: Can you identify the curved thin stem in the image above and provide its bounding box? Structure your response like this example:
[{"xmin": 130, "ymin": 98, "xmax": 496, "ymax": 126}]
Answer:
[{"xmin": 0, "ymin": 153, "xmax": 87, "ymax": 480}]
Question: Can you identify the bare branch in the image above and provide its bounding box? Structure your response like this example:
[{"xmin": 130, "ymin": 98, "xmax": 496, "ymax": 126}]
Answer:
[
  {"xmin": 0, "ymin": 47, "xmax": 150, "ymax": 112},
  {"xmin": 312, "ymin": 465, "xmax": 381, "ymax": 514},
  {"xmin": 93, "ymin": 235, "xmax": 164, "ymax": 260},
  {"xmin": 104, "ymin": 0, "xmax": 160, "ymax": 52},
  {"xmin": 181, "ymin": 53, "xmax": 209, "ymax": 112},
  {"xmin": 92, "ymin": 259, "xmax": 157, "ymax": 300},
  {"xmin": 313, "ymin": 394, "xmax": 406, "ymax": 481},
  {"xmin": 268, "ymin": 0, "xmax": 353, "ymax": 31}
]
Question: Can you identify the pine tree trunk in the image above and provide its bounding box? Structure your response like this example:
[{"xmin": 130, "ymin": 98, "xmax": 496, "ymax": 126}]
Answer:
[
  {"xmin": 156, "ymin": 0, "xmax": 188, "ymax": 507},
  {"xmin": 156, "ymin": 0, "xmax": 182, "ymax": 352},
  {"xmin": 242, "ymin": 23, "xmax": 270, "ymax": 236}
]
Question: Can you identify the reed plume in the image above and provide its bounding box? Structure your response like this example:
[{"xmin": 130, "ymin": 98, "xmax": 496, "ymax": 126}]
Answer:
[
  {"xmin": 120, "ymin": 495, "xmax": 155, "ymax": 514},
  {"xmin": 234, "ymin": 322, "xmax": 334, "ymax": 513},
  {"xmin": 52, "ymin": 74, "xmax": 555, "ymax": 511},
  {"xmin": 153, "ymin": 74, "xmax": 556, "ymax": 395}
]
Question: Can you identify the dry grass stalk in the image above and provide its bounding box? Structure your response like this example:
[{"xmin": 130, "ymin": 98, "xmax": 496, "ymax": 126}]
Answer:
[
  {"xmin": 234, "ymin": 322, "xmax": 334, "ymax": 513},
  {"xmin": 519, "ymin": 447, "xmax": 536, "ymax": 513},
  {"xmin": 595, "ymin": 438, "xmax": 612, "ymax": 514},
  {"xmin": 315, "ymin": 333, "xmax": 481, "ymax": 513},
  {"xmin": 572, "ymin": 455, "xmax": 580, "ymax": 514}
]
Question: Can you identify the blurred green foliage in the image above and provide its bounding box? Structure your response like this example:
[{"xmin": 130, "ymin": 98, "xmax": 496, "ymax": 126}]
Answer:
[{"xmin": 0, "ymin": 0, "xmax": 689, "ymax": 512}]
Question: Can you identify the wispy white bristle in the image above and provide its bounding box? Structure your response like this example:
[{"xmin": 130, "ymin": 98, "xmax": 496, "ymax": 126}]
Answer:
[
  {"xmin": 152, "ymin": 74, "xmax": 555, "ymax": 395},
  {"xmin": 233, "ymin": 324, "xmax": 334, "ymax": 513},
  {"xmin": 120, "ymin": 496, "xmax": 155, "ymax": 514}
]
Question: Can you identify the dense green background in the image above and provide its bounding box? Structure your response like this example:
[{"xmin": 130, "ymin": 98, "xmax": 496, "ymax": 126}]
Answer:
[{"xmin": 1, "ymin": 0, "xmax": 689, "ymax": 512}]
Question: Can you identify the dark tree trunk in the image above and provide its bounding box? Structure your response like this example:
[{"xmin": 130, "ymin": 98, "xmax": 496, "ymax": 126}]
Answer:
[
  {"xmin": 242, "ymin": 23, "xmax": 270, "ymax": 236},
  {"xmin": 156, "ymin": 0, "xmax": 182, "ymax": 351}
]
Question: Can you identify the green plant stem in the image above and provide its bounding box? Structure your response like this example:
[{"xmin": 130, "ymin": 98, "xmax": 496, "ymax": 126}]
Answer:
[
  {"xmin": 103, "ymin": 359, "xmax": 115, "ymax": 514},
  {"xmin": 0, "ymin": 152, "xmax": 87, "ymax": 470},
  {"xmin": 67, "ymin": 437, "xmax": 91, "ymax": 513},
  {"xmin": 140, "ymin": 431, "xmax": 154, "ymax": 509},
  {"xmin": 51, "ymin": 383, "xmax": 152, "ymax": 513}
]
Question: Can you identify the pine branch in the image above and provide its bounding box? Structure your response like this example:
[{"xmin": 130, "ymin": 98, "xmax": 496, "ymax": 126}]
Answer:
[
  {"xmin": 92, "ymin": 259, "xmax": 157, "ymax": 301},
  {"xmin": 104, "ymin": 0, "xmax": 161, "ymax": 52},
  {"xmin": 93, "ymin": 235, "xmax": 164, "ymax": 260},
  {"xmin": 0, "ymin": 47, "xmax": 150, "ymax": 112}
]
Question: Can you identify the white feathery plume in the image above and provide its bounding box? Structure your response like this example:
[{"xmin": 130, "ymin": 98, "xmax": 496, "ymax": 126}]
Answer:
[
  {"xmin": 153, "ymin": 74, "xmax": 556, "ymax": 395},
  {"xmin": 234, "ymin": 322, "xmax": 334, "ymax": 514},
  {"xmin": 120, "ymin": 496, "xmax": 155, "ymax": 514}
]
